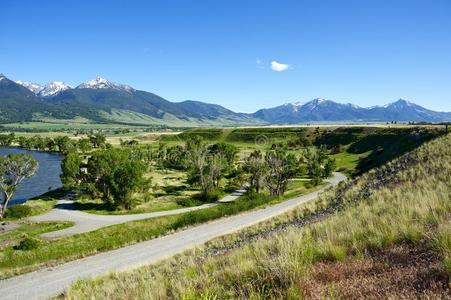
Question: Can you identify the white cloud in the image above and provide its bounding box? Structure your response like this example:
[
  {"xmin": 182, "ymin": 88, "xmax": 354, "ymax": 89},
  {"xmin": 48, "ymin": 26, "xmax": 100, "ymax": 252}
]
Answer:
[
  {"xmin": 271, "ymin": 60, "xmax": 290, "ymax": 72},
  {"xmin": 256, "ymin": 59, "xmax": 262, "ymax": 65}
]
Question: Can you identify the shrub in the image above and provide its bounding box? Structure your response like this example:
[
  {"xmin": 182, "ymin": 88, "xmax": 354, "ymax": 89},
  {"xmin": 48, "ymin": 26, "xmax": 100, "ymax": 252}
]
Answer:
[
  {"xmin": 14, "ymin": 237, "xmax": 41, "ymax": 251},
  {"xmin": 176, "ymin": 198, "xmax": 204, "ymax": 207},
  {"xmin": 5, "ymin": 205, "xmax": 32, "ymax": 219},
  {"xmin": 193, "ymin": 190, "xmax": 222, "ymax": 202}
]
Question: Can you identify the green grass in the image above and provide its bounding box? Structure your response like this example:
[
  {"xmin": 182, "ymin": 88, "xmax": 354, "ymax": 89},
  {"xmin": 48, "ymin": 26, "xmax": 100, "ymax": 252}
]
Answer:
[
  {"xmin": 0, "ymin": 179, "xmax": 324, "ymax": 278},
  {"xmin": 65, "ymin": 134, "xmax": 451, "ymax": 299},
  {"xmin": 331, "ymin": 149, "xmax": 371, "ymax": 176},
  {"xmin": 0, "ymin": 221, "xmax": 73, "ymax": 250}
]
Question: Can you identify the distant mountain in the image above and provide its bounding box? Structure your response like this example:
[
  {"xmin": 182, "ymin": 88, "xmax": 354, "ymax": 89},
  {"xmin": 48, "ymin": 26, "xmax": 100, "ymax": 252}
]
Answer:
[
  {"xmin": 39, "ymin": 82, "xmax": 72, "ymax": 97},
  {"xmin": 0, "ymin": 74, "xmax": 56, "ymax": 122},
  {"xmin": 2, "ymin": 73, "xmax": 449, "ymax": 126},
  {"xmin": 76, "ymin": 77, "xmax": 134, "ymax": 92},
  {"xmin": 16, "ymin": 80, "xmax": 71, "ymax": 97},
  {"xmin": 252, "ymin": 98, "xmax": 451, "ymax": 123},
  {"xmin": 0, "ymin": 74, "xmax": 263, "ymax": 126},
  {"xmin": 15, "ymin": 80, "xmax": 45, "ymax": 94}
]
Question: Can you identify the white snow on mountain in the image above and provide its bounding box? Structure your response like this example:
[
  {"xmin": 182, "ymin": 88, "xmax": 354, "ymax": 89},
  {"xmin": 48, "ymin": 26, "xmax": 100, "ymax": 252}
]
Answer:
[
  {"xmin": 16, "ymin": 80, "xmax": 71, "ymax": 96},
  {"xmin": 77, "ymin": 77, "xmax": 134, "ymax": 92},
  {"xmin": 302, "ymin": 98, "xmax": 328, "ymax": 111},
  {"xmin": 39, "ymin": 81, "xmax": 71, "ymax": 97},
  {"xmin": 15, "ymin": 80, "xmax": 45, "ymax": 94},
  {"xmin": 0, "ymin": 73, "xmax": 6, "ymax": 81}
]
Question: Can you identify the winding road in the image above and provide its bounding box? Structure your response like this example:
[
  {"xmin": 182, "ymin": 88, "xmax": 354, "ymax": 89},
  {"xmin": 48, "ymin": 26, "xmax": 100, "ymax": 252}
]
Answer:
[
  {"xmin": 0, "ymin": 172, "xmax": 346, "ymax": 300},
  {"xmin": 29, "ymin": 189, "xmax": 247, "ymax": 239}
]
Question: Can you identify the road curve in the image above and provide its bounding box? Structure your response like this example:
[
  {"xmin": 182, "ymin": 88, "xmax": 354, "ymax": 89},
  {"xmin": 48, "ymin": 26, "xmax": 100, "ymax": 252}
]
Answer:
[
  {"xmin": 0, "ymin": 172, "xmax": 346, "ymax": 300},
  {"xmin": 29, "ymin": 189, "xmax": 247, "ymax": 239}
]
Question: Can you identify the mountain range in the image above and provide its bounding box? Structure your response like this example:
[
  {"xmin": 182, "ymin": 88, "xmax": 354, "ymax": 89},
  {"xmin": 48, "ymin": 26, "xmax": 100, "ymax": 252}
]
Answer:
[
  {"xmin": 252, "ymin": 98, "xmax": 451, "ymax": 123},
  {"xmin": 0, "ymin": 73, "xmax": 450, "ymax": 126}
]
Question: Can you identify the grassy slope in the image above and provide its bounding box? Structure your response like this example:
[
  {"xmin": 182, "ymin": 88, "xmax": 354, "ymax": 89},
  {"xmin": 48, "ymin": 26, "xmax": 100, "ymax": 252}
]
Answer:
[{"xmin": 66, "ymin": 134, "xmax": 451, "ymax": 299}]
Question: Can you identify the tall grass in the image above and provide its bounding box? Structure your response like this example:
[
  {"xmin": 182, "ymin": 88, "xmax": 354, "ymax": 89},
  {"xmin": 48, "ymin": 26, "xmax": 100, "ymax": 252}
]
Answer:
[{"xmin": 66, "ymin": 134, "xmax": 451, "ymax": 299}]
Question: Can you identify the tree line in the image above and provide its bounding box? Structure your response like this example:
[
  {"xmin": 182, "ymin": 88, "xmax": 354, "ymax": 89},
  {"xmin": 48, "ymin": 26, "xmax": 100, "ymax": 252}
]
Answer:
[{"xmin": 0, "ymin": 132, "xmax": 108, "ymax": 153}]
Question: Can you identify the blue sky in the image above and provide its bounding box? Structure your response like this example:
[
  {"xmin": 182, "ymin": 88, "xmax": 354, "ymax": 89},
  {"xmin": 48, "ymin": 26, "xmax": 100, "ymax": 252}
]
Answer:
[{"xmin": 1, "ymin": 0, "xmax": 450, "ymax": 112}]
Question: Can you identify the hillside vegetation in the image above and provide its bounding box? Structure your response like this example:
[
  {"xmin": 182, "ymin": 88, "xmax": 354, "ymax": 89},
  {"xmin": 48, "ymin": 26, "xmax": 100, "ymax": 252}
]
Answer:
[
  {"xmin": 161, "ymin": 126, "xmax": 443, "ymax": 175},
  {"xmin": 67, "ymin": 133, "xmax": 451, "ymax": 299}
]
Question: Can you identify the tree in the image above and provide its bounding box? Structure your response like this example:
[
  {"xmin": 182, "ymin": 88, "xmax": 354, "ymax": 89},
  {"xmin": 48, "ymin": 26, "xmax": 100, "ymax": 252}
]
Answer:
[
  {"xmin": 61, "ymin": 152, "xmax": 84, "ymax": 187},
  {"xmin": 120, "ymin": 139, "xmax": 139, "ymax": 147},
  {"xmin": 303, "ymin": 146, "xmax": 336, "ymax": 185},
  {"xmin": 264, "ymin": 150, "xmax": 300, "ymax": 196},
  {"xmin": 85, "ymin": 148, "xmax": 146, "ymax": 209},
  {"xmin": 323, "ymin": 158, "xmax": 336, "ymax": 178},
  {"xmin": 88, "ymin": 133, "xmax": 106, "ymax": 148},
  {"xmin": 156, "ymin": 144, "xmax": 186, "ymax": 170},
  {"xmin": 243, "ymin": 150, "xmax": 268, "ymax": 193},
  {"xmin": 77, "ymin": 138, "xmax": 92, "ymax": 153},
  {"xmin": 0, "ymin": 133, "xmax": 15, "ymax": 146},
  {"xmin": 54, "ymin": 136, "xmax": 75, "ymax": 153},
  {"xmin": 30, "ymin": 135, "xmax": 46, "ymax": 151},
  {"xmin": 44, "ymin": 137, "xmax": 57, "ymax": 152},
  {"xmin": 0, "ymin": 154, "xmax": 38, "ymax": 217},
  {"xmin": 110, "ymin": 160, "xmax": 145, "ymax": 209},
  {"xmin": 208, "ymin": 142, "xmax": 238, "ymax": 166},
  {"xmin": 184, "ymin": 137, "xmax": 227, "ymax": 198}
]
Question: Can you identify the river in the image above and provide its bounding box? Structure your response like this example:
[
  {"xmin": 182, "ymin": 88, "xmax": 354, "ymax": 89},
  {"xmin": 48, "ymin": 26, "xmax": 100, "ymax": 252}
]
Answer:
[{"xmin": 0, "ymin": 147, "xmax": 63, "ymax": 205}]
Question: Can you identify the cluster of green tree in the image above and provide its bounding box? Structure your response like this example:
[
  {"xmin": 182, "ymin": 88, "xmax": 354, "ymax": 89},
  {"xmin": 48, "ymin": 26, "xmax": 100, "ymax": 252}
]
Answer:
[
  {"xmin": 157, "ymin": 137, "xmax": 336, "ymax": 200},
  {"xmin": 61, "ymin": 146, "xmax": 153, "ymax": 209},
  {"xmin": 243, "ymin": 145, "xmax": 335, "ymax": 196},
  {"xmin": 156, "ymin": 138, "xmax": 239, "ymax": 199},
  {"xmin": 0, "ymin": 133, "xmax": 108, "ymax": 154}
]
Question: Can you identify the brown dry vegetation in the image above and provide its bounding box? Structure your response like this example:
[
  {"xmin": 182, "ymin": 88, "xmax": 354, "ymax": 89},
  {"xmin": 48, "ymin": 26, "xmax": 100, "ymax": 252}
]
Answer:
[
  {"xmin": 300, "ymin": 244, "xmax": 449, "ymax": 299},
  {"xmin": 65, "ymin": 133, "xmax": 451, "ymax": 299}
]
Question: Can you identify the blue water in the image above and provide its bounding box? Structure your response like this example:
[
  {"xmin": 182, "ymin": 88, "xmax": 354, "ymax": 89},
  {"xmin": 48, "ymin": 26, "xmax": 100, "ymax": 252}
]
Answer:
[{"xmin": 0, "ymin": 147, "xmax": 63, "ymax": 205}]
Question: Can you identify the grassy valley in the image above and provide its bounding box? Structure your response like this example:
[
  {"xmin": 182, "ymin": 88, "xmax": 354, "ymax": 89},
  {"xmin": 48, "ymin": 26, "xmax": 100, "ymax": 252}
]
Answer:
[
  {"xmin": 66, "ymin": 132, "xmax": 451, "ymax": 299},
  {"xmin": 0, "ymin": 124, "xmax": 447, "ymax": 295}
]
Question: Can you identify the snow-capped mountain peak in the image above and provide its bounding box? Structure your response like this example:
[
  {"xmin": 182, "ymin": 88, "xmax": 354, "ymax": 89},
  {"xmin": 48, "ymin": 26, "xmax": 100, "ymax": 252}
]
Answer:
[
  {"xmin": 77, "ymin": 77, "xmax": 134, "ymax": 92},
  {"xmin": 15, "ymin": 80, "xmax": 45, "ymax": 94},
  {"xmin": 16, "ymin": 80, "xmax": 71, "ymax": 96},
  {"xmin": 0, "ymin": 73, "xmax": 6, "ymax": 81},
  {"xmin": 39, "ymin": 81, "xmax": 71, "ymax": 97},
  {"xmin": 383, "ymin": 99, "xmax": 415, "ymax": 109}
]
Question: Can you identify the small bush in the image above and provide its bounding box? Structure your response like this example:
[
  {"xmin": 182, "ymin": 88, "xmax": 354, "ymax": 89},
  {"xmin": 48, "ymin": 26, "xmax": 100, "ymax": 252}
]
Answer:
[
  {"xmin": 176, "ymin": 198, "xmax": 204, "ymax": 207},
  {"xmin": 14, "ymin": 237, "xmax": 41, "ymax": 251},
  {"xmin": 193, "ymin": 190, "xmax": 222, "ymax": 202},
  {"xmin": 5, "ymin": 205, "xmax": 32, "ymax": 219}
]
